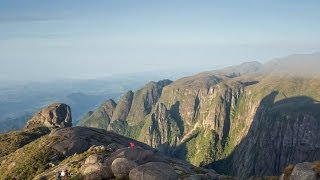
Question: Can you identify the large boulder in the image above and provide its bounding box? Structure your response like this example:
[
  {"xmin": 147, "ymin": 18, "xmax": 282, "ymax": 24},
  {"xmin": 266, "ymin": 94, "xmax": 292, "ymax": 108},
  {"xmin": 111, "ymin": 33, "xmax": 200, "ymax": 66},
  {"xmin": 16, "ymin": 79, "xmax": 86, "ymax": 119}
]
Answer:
[
  {"xmin": 290, "ymin": 162, "xmax": 318, "ymax": 180},
  {"xmin": 105, "ymin": 147, "xmax": 157, "ymax": 165},
  {"xmin": 80, "ymin": 163, "xmax": 112, "ymax": 180},
  {"xmin": 129, "ymin": 162, "xmax": 179, "ymax": 180},
  {"xmin": 80, "ymin": 154, "xmax": 113, "ymax": 179},
  {"xmin": 111, "ymin": 157, "xmax": 137, "ymax": 179},
  {"xmin": 84, "ymin": 155, "xmax": 104, "ymax": 165},
  {"xmin": 25, "ymin": 103, "xmax": 72, "ymax": 129}
]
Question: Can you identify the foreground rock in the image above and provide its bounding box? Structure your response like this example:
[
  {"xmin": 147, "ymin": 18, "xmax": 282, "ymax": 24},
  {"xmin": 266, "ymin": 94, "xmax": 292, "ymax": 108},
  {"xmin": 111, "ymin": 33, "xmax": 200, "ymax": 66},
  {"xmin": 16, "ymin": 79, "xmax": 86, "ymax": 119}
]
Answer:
[
  {"xmin": 25, "ymin": 103, "xmax": 72, "ymax": 129},
  {"xmin": 77, "ymin": 145, "xmax": 225, "ymax": 180},
  {"xmin": 80, "ymin": 154, "xmax": 113, "ymax": 179},
  {"xmin": 0, "ymin": 127, "xmax": 229, "ymax": 180}
]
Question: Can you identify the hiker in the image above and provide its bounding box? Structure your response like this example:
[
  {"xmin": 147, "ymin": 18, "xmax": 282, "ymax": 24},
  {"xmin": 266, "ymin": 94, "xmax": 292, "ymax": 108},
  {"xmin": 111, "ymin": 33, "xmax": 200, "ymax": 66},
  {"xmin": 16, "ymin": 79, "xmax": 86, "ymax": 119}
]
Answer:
[
  {"xmin": 129, "ymin": 142, "xmax": 135, "ymax": 148},
  {"xmin": 60, "ymin": 170, "xmax": 66, "ymax": 178}
]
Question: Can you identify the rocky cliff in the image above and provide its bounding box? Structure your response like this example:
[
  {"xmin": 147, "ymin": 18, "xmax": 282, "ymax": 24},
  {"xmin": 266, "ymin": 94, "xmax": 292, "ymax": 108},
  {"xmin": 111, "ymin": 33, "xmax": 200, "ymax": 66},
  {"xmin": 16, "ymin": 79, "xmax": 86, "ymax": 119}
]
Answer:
[
  {"xmin": 79, "ymin": 54, "xmax": 320, "ymax": 178},
  {"xmin": 78, "ymin": 99, "xmax": 116, "ymax": 128},
  {"xmin": 0, "ymin": 103, "xmax": 72, "ymax": 159},
  {"xmin": 25, "ymin": 103, "xmax": 72, "ymax": 129}
]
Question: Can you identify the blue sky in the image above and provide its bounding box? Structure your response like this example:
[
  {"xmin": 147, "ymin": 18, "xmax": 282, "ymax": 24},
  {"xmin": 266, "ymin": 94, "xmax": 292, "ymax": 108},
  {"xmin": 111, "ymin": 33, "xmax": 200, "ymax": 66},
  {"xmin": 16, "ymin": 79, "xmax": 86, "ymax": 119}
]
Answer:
[{"xmin": 0, "ymin": 0, "xmax": 319, "ymax": 80}]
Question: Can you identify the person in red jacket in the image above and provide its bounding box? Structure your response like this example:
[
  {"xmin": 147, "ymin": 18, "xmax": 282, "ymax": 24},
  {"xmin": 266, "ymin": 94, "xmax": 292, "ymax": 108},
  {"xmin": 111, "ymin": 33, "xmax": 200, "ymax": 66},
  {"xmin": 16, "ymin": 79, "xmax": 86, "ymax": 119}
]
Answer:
[{"xmin": 129, "ymin": 142, "xmax": 135, "ymax": 148}]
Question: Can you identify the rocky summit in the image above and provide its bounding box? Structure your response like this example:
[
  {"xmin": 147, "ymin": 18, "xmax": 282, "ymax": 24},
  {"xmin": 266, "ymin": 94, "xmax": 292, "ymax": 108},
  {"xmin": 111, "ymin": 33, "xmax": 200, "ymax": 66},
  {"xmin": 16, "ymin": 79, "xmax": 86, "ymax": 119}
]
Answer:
[
  {"xmin": 25, "ymin": 103, "xmax": 72, "ymax": 129},
  {"xmin": 0, "ymin": 126, "xmax": 229, "ymax": 180}
]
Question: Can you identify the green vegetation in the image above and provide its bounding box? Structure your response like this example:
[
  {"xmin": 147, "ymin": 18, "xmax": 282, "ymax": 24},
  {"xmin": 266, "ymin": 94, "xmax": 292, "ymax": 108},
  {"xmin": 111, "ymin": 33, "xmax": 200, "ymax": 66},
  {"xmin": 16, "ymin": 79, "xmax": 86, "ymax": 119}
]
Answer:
[
  {"xmin": 111, "ymin": 119, "xmax": 145, "ymax": 139},
  {"xmin": 78, "ymin": 109, "xmax": 110, "ymax": 129},
  {"xmin": 0, "ymin": 136, "xmax": 59, "ymax": 180},
  {"xmin": 0, "ymin": 127, "xmax": 50, "ymax": 158},
  {"xmin": 127, "ymin": 81, "xmax": 162, "ymax": 126},
  {"xmin": 183, "ymin": 129, "xmax": 217, "ymax": 166},
  {"xmin": 127, "ymin": 121, "xmax": 145, "ymax": 139}
]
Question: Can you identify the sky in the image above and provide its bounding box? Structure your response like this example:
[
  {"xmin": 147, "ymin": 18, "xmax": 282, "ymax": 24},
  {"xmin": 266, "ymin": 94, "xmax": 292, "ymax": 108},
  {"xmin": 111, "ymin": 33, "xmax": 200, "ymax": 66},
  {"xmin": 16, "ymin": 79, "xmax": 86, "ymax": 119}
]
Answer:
[{"xmin": 0, "ymin": 0, "xmax": 320, "ymax": 81}]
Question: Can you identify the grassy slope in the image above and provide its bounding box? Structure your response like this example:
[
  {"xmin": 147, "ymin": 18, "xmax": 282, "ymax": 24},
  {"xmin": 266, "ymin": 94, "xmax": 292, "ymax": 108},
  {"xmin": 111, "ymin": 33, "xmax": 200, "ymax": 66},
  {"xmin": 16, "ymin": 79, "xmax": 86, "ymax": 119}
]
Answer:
[
  {"xmin": 0, "ymin": 135, "xmax": 59, "ymax": 180},
  {"xmin": 0, "ymin": 127, "xmax": 50, "ymax": 158}
]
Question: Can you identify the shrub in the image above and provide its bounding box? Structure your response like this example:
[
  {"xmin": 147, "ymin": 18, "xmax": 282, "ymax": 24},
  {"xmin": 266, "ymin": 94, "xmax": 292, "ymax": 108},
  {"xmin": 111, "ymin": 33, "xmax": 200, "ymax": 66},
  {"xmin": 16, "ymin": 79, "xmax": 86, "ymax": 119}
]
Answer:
[{"xmin": 312, "ymin": 161, "xmax": 320, "ymax": 177}]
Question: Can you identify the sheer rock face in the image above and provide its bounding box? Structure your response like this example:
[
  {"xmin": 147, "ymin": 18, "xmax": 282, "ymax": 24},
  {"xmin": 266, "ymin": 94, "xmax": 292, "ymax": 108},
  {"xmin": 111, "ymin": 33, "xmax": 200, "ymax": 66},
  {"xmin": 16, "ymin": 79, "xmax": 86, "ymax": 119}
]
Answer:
[
  {"xmin": 103, "ymin": 99, "xmax": 117, "ymax": 120},
  {"xmin": 228, "ymin": 95, "xmax": 320, "ymax": 177},
  {"xmin": 111, "ymin": 90, "xmax": 134, "ymax": 122},
  {"xmin": 138, "ymin": 102, "xmax": 182, "ymax": 153},
  {"xmin": 25, "ymin": 103, "xmax": 72, "ymax": 129},
  {"xmin": 125, "ymin": 79, "xmax": 172, "ymax": 126}
]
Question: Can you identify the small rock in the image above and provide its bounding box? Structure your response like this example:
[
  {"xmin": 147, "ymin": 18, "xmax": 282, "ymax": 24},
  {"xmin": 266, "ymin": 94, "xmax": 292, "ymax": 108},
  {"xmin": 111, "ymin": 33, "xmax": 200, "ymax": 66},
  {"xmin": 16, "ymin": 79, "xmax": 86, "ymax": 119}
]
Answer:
[
  {"xmin": 205, "ymin": 172, "xmax": 219, "ymax": 179},
  {"xmin": 106, "ymin": 143, "xmax": 119, "ymax": 152}
]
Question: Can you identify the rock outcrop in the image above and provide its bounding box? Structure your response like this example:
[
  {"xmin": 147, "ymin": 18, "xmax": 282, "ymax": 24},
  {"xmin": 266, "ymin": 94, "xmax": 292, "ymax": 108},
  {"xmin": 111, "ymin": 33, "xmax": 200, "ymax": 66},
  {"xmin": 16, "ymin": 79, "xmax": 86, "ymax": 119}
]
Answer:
[
  {"xmin": 280, "ymin": 162, "xmax": 320, "ymax": 180},
  {"xmin": 223, "ymin": 93, "xmax": 320, "ymax": 177},
  {"xmin": 80, "ymin": 154, "xmax": 113, "ymax": 179},
  {"xmin": 129, "ymin": 162, "xmax": 179, "ymax": 180},
  {"xmin": 290, "ymin": 162, "xmax": 318, "ymax": 180},
  {"xmin": 111, "ymin": 158, "xmax": 137, "ymax": 179},
  {"xmin": 25, "ymin": 103, "xmax": 72, "ymax": 129}
]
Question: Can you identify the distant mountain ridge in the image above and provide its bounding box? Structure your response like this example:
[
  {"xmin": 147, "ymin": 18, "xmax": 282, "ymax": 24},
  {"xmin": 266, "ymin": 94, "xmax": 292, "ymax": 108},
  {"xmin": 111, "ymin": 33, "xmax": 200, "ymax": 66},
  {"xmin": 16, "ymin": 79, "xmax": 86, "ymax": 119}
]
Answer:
[{"xmin": 79, "ymin": 52, "xmax": 320, "ymax": 178}]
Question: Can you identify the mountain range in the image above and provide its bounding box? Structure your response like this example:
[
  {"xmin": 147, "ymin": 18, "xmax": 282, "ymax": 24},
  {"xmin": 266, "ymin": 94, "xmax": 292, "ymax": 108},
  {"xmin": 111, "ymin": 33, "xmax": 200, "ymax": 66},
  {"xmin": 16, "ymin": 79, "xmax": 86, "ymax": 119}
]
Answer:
[{"xmin": 78, "ymin": 53, "xmax": 320, "ymax": 178}]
